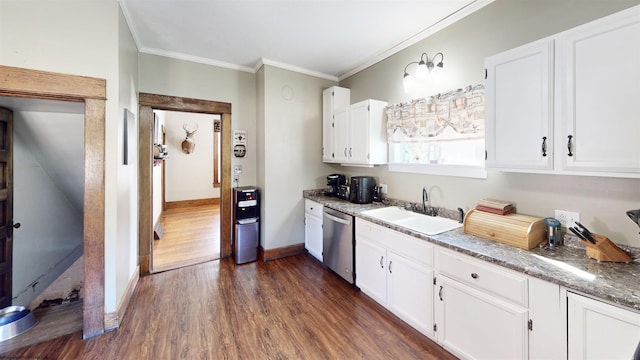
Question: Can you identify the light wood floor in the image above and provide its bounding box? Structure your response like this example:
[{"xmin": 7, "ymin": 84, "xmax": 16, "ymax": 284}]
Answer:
[
  {"xmin": 153, "ymin": 204, "xmax": 221, "ymax": 272},
  {"xmin": 2, "ymin": 254, "xmax": 457, "ymax": 359}
]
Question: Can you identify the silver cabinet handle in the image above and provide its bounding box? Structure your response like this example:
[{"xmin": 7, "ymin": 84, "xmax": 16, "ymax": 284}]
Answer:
[
  {"xmin": 439, "ymin": 285, "xmax": 444, "ymax": 301},
  {"xmin": 349, "ymin": 147, "xmax": 352, "ymax": 157},
  {"xmin": 344, "ymin": 148, "xmax": 348, "ymax": 157},
  {"xmin": 379, "ymin": 256, "xmax": 384, "ymax": 268},
  {"xmin": 389, "ymin": 260, "xmax": 393, "ymax": 273},
  {"xmin": 471, "ymin": 273, "xmax": 479, "ymax": 279}
]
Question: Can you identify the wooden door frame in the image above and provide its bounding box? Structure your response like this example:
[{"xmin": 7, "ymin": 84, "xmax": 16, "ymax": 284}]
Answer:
[
  {"xmin": 138, "ymin": 93, "xmax": 232, "ymax": 275},
  {"xmin": 0, "ymin": 65, "xmax": 106, "ymax": 339}
]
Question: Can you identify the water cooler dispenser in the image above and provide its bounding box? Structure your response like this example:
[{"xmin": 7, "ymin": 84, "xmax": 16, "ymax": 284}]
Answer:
[{"xmin": 233, "ymin": 187, "xmax": 260, "ymax": 264}]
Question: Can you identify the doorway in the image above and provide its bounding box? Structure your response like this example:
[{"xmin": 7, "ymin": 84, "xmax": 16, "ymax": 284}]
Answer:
[
  {"xmin": 151, "ymin": 110, "xmax": 222, "ymax": 272},
  {"xmin": 0, "ymin": 65, "xmax": 106, "ymax": 339},
  {"xmin": 138, "ymin": 93, "xmax": 232, "ymax": 275}
]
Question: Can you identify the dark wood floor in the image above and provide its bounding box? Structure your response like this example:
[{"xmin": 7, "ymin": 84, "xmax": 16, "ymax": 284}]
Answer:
[{"xmin": 1, "ymin": 254, "xmax": 456, "ymax": 359}]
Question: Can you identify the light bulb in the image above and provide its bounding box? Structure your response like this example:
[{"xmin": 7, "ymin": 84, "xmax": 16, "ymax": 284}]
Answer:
[
  {"xmin": 415, "ymin": 62, "xmax": 429, "ymax": 80},
  {"xmin": 403, "ymin": 73, "xmax": 414, "ymax": 92}
]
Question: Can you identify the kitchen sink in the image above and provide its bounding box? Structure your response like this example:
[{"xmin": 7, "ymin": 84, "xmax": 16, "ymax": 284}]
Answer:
[{"xmin": 360, "ymin": 206, "xmax": 462, "ymax": 235}]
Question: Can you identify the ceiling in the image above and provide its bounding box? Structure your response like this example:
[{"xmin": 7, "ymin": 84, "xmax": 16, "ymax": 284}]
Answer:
[{"xmin": 120, "ymin": 0, "xmax": 493, "ymax": 81}]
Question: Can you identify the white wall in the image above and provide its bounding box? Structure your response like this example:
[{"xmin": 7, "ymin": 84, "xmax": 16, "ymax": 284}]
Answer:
[
  {"xmin": 115, "ymin": 2, "xmax": 139, "ymax": 314},
  {"xmin": 339, "ymin": 0, "xmax": 640, "ymax": 246},
  {"xmin": 0, "ymin": 0, "xmax": 137, "ymax": 314},
  {"xmin": 259, "ymin": 65, "xmax": 337, "ymax": 250},
  {"xmin": 12, "ymin": 115, "xmax": 84, "ymax": 307},
  {"xmin": 163, "ymin": 111, "xmax": 219, "ymax": 202}
]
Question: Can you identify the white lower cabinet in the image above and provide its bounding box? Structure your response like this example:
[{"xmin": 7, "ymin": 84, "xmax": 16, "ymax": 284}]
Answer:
[
  {"xmin": 436, "ymin": 275, "xmax": 528, "ymax": 359},
  {"xmin": 304, "ymin": 200, "xmax": 323, "ymax": 261},
  {"xmin": 435, "ymin": 248, "xmax": 529, "ymax": 359},
  {"xmin": 568, "ymin": 292, "xmax": 640, "ymax": 360},
  {"xmin": 387, "ymin": 251, "xmax": 433, "ymax": 336},
  {"xmin": 355, "ymin": 219, "xmax": 434, "ymax": 338}
]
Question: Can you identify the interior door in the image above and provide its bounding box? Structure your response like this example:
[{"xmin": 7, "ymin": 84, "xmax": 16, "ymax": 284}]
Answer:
[{"xmin": 0, "ymin": 107, "xmax": 14, "ymax": 309}]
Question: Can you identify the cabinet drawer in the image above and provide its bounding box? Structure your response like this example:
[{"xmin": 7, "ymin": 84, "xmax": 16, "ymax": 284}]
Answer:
[
  {"xmin": 438, "ymin": 249, "xmax": 527, "ymax": 307},
  {"xmin": 356, "ymin": 219, "xmax": 432, "ymax": 266},
  {"xmin": 304, "ymin": 199, "xmax": 323, "ymax": 218}
]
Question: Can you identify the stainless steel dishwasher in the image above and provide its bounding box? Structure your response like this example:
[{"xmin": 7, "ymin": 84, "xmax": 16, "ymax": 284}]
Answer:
[{"xmin": 322, "ymin": 207, "xmax": 355, "ymax": 284}]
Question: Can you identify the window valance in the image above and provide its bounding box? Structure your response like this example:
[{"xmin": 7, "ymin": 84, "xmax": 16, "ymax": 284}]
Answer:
[{"xmin": 385, "ymin": 84, "xmax": 485, "ymax": 143}]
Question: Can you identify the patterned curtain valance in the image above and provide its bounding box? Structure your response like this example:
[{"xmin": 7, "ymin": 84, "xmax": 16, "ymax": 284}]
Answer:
[{"xmin": 385, "ymin": 84, "xmax": 485, "ymax": 143}]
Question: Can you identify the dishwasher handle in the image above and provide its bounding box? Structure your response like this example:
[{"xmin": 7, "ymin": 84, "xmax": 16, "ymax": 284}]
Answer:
[{"xmin": 324, "ymin": 212, "xmax": 351, "ymax": 225}]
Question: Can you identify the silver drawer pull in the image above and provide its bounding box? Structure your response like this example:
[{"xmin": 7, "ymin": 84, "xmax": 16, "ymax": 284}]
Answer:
[{"xmin": 380, "ymin": 256, "xmax": 384, "ymax": 268}]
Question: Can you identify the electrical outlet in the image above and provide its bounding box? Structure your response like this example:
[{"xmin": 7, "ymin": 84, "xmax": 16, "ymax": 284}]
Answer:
[
  {"xmin": 379, "ymin": 184, "xmax": 388, "ymax": 194},
  {"xmin": 233, "ymin": 174, "xmax": 240, "ymax": 183},
  {"xmin": 555, "ymin": 210, "xmax": 580, "ymax": 228},
  {"xmin": 234, "ymin": 165, "xmax": 243, "ymax": 174}
]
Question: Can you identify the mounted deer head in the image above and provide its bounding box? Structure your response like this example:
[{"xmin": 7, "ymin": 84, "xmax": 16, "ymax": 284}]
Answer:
[{"xmin": 181, "ymin": 123, "xmax": 199, "ymax": 154}]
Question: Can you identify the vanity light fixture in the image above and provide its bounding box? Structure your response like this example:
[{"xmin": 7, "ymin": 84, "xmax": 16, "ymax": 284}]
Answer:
[{"xmin": 402, "ymin": 52, "xmax": 444, "ymax": 92}]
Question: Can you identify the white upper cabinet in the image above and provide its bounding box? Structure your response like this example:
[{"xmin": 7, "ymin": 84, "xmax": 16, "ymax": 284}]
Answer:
[
  {"xmin": 322, "ymin": 86, "xmax": 387, "ymax": 166},
  {"xmin": 322, "ymin": 86, "xmax": 350, "ymax": 163},
  {"xmin": 485, "ymin": 5, "xmax": 640, "ymax": 178},
  {"xmin": 556, "ymin": 6, "xmax": 640, "ymax": 176},
  {"xmin": 485, "ymin": 38, "xmax": 554, "ymax": 171},
  {"xmin": 347, "ymin": 100, "xmax": 388, "ymax": 165}
]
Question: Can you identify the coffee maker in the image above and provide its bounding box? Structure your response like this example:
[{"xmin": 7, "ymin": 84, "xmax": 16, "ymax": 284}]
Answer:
[{"xmin": 325, "ymin": 174, "xmax": 346, "ymax": 197}]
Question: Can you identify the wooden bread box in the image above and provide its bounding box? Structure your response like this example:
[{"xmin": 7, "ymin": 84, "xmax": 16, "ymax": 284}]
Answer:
[{"xmin": 463, "ymin": 209, "xmax": 546, "ymax": 250}]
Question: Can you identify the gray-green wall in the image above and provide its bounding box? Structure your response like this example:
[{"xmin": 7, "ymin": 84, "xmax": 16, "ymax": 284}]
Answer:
[{"xmin": 339, "ymin": 0, "xmax": 640, "ymax": 246}]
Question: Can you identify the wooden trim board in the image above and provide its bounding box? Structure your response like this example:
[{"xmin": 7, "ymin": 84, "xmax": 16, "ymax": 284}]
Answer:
[
  {"xmin": 104, "ymin": 266, "xmax": 140, "ymax": 331},
  {"xmin": 165, "ymin": 198, "xmax": 219, "ymax": 209},
  {"xmin": 138, "ymin": 93, "xmax": 232, "ymax": 274},
  {"xmin": 0, "ymin": 65, "xmax": 107, "ymax": 339},
  {"xmin": 261, "ymin": 243, "xmax": 306, "ymax": 262}
]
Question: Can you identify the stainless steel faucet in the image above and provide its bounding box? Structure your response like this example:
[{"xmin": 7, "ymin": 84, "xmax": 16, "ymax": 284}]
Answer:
[
  {"xmin": 422, "ymin": 186, "xmax": 438, "ymax": 216},
  {"xmin": 422, "ymin": 186, "xmax": 429, "ymax": 213}
]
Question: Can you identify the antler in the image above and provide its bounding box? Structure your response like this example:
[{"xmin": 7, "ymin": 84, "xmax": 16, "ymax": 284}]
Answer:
[{"xmin": 183, "ymin": 123, "xmax": 199, "ymax": 137}]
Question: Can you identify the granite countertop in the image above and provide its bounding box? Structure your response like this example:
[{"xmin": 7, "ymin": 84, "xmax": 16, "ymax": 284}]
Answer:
[{"xmin": 303, "ymin": 190, "xmax": 640, "ymax": 312}]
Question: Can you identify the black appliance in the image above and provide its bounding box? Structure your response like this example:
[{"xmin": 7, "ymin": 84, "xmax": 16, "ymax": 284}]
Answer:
[
  {"xmin": 233, "ymin": 187, "xmax": 260, "ymax": 264},
  {"xmin": 350, "ymin": 176, "xmax": 376, "ymax": 204},
  {"xmin": 372, "ymin": 186, "xmax": 382, "ymax": 202},
  {"xmin": 325, "ymin": 174, "xmax": 346, "ymax": 197},
  {"xmin": 337, "ymin": 184, "xmax": 350, "ymax": 200}
]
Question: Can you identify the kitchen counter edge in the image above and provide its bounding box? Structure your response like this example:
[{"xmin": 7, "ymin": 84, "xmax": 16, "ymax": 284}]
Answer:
[{"xmin": 303, "ymin": 191, "xmax": 640, "ymax": 313}]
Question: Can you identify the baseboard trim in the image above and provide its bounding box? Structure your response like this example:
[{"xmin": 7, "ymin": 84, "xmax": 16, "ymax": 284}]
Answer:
[
  {"xmin": 105, "ymin": 265, "xmax": 140, "ymax": 331},
  {"xmin": 165, "ymin": 198, "xmax": 219, "ymax": 209},
  {"xmin": 260, "ymin": 243, "xmax": 305, "ymax": 262}
]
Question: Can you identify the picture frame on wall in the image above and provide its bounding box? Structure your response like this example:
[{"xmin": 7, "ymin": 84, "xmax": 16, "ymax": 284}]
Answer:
[{"xmin": 123, "ymin": 108, "xmax": 135, "ymax": 165}]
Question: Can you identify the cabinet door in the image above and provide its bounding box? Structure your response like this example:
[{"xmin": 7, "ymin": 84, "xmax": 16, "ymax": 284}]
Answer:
[
  {"xmin": 355, "ymin": 239, "xmax": 387, "ymax": 306},
  {"xmin": 568, "ymin": 292, "xmax": 640, "ymax": 360},
  {"xmin": 304, "ymin": 214, "xmax": 323, "ymax": 261},
  {"xmin": 436, "ymin": 276, "xmax": 528, "ymax": 360},
  {"xmin": 485, "ymin": 38, "xmax": 554, "ymax": 171},
  {"xmin": 528, "ymin": 277, "xmax": 566, "ymax": 360},
  {"xmin": 333, "ymin": 109, "xmax": 350, "ymax": 163},
  {"xmin": 322, "ymin": 88, "xmax": 335, "ymax": 162},
  {"xmin": 387, "ymin": 252, "xmax": 434, "ymax": 338},
  {"xmin": 557, "ymin": 8, "xmax": 640, "ymax": 175},
  {"xmin": 349, "ymin": 101, "xmax": 370, "ymax": 164}
]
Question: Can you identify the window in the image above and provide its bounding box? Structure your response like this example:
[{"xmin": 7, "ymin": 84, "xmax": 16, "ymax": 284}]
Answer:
[{"xmin": 386, "ymin": 85, "xmax": 487, "ymax": 178}]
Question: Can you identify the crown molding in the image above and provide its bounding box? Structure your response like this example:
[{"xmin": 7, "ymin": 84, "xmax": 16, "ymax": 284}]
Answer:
[
  {"xmin": 338, "ymin": 0, "xmax": 495, "ymax": 81},
  {"xmin": 139, "ymin": 48, "xmax": 256, "ymax": 73},
  {"xmin": 255, "ymin": 58, "xmax": 339, "ymax": 82}
]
